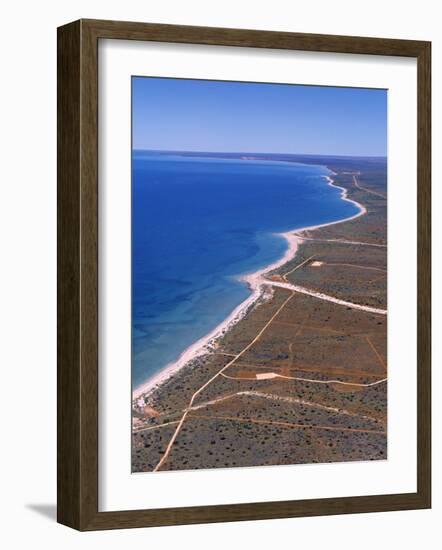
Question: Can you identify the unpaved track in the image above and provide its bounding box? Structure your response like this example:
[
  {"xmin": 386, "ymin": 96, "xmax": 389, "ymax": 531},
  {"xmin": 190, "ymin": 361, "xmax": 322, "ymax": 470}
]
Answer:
[
  {"xmin": 296, "ymin": 235, "xmax": 386, "ymax": 248},
  {"xmin": 220, "ymin": 371, "xmax": 387, "ymax": 388},
  {"xmin": 266, "ymin": 279, "xmax": 387, "ymax": 315},
  {"xmin": 153, "ymin": 292, "xmax": 295, "ymax": 471},
  {"xmin": 353, "ymin": 174, "xmax": 387, "ymax": 199},
  {"xmin": 190, "ymin": 413, "xmax": 386, "ymax": 435}
]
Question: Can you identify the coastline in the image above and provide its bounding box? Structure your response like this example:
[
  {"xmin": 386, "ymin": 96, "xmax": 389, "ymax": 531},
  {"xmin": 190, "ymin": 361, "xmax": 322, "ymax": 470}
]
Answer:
[{"xmin": 133, "ymin": 173, "xmax": 367, "ymax": 400}]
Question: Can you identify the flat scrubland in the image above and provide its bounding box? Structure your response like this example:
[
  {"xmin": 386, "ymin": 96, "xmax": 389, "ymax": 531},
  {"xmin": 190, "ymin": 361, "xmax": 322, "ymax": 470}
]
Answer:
[{"xmin": 132, "ymin": 157, "xmax": 388, "ymax": 473}]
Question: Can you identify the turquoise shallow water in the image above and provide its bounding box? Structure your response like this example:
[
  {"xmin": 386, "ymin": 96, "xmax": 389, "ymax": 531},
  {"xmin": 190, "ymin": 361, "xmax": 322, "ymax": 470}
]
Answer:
[{"xmin": 132, "ymin": 152, "xmax": 359, "ymax": 388}]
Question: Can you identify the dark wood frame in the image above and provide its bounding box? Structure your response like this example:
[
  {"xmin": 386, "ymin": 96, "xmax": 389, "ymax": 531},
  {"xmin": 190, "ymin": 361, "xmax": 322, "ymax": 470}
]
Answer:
[{"xmin": 57, "ymin": 18, "xmax": 431, "ymax": 531}]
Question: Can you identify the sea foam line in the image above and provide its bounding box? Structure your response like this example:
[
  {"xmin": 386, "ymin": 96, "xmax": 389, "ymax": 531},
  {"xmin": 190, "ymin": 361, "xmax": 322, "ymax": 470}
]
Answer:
[{"xmin": 133, "ymin": 174, "xmax": 367, "ymax": 400}]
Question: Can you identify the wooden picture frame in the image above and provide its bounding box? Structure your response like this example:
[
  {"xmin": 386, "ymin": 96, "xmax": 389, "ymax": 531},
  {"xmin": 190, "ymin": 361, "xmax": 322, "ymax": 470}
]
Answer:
[{"xmin": 57, "ymin": 19, "xmax": 431, "ymax": 531}]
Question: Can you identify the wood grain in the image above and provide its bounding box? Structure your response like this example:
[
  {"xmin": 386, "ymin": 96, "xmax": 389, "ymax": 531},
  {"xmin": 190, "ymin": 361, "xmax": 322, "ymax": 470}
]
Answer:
[{"xmin": 57, "ymin": 20, "xmax": 81, "ymax": 528}]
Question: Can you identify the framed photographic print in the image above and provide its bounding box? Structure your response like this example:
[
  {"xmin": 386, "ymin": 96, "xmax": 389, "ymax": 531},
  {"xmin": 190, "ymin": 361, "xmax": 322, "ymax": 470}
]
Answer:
[{"xmin": 57, "ymin": 19, "xmax": 431, "ymax": 530}]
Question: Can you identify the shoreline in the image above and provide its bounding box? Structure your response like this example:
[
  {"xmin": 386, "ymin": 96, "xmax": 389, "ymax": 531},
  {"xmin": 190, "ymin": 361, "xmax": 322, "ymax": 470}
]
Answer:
[{"xmin": 133, "ymin": 173, "xmax": 367, "ymax": 400}]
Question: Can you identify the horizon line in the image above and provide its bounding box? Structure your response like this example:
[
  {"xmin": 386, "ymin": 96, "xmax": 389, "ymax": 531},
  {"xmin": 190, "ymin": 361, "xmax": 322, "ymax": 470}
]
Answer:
[{"xmin": 133, "ymin": 148, "xmax": 387, "ymax": 160}]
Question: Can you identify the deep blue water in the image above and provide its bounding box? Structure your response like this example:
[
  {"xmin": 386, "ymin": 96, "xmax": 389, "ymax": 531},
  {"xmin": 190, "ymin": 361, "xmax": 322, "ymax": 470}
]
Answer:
[{"xmin": 132, "ymin": 152, "xmax": 358, "ymax": 388}]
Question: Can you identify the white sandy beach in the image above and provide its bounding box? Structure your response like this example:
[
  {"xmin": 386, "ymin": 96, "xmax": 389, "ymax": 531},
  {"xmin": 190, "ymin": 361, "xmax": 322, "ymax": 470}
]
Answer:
[{"xmin": 133, "ymin": 174, "xmax": 367, "ymax": 400}]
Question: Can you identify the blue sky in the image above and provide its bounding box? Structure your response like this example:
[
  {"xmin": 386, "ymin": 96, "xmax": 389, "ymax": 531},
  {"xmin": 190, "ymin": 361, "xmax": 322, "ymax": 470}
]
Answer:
[{"xmin": 132, "ymin": 77, "xmax": 387, "ymax": 157}]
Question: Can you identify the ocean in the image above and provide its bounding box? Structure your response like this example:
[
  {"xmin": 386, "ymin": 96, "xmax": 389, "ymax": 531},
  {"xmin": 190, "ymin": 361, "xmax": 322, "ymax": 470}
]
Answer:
[{"xmin": 132, "ymin": 151, "xmax": 359, "ymax": 389}]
